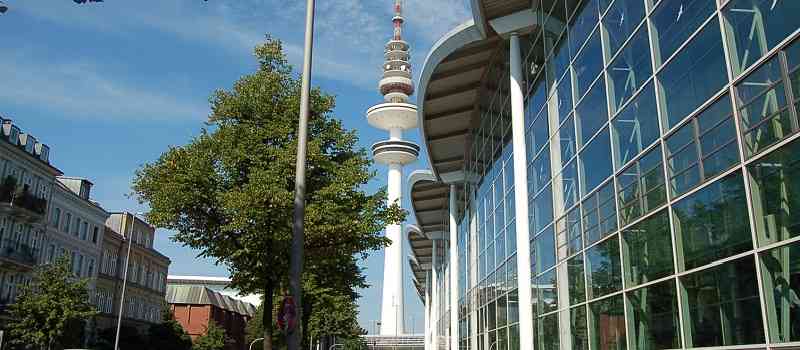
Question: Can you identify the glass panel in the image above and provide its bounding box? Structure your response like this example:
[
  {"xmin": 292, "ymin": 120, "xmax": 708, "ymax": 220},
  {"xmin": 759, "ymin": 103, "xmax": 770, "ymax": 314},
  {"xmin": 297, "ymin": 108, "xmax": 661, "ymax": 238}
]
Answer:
[
  {"xmin": 535, "ymin": 225, "xmax": 557, "ymax": 274},
  {"xmin": 508, "ymin": 288, "xmax": 519, "ymax": 324},
  {"xmin": 567, "ymin": 207, "xmax": 584, "ymax": 255},
  {"xmin": 569, "ymin": 0, "xmax": 601, "ymax": 59},
  {"xmin": 737, "ymin": 53, "xmax": 797, "ymax": 156},
  {"xmin": 611, "ymin": 83, "xmax": 660, "ymax": 169},
  {"xmin": 576, "ymin": 78, "xmax": 610, "ymax": 146},
  {"xmin": 580, "ymin": 128, "xmax": 613, "ymax": 196},
  {"xmin": 617, "ymin": 146, "xmax": 666, "ymax": 225},
  {"xmin": 574, "ymin": 30, "xmax": 605, "ymax": 99},
  {"xmin": 536, "ymin": 268, "xmax": 559, "ymax": 315},
  {"xmin": 586, "ymin": 235, "xmax": 623, "ymax": 299},
  {"xmin": 608, "ymin": 26, "xmax": 653, "ymax": 111},
  {"xmin": 529, "ymin": 113, "xmax": 551, "ymax": 159},
  {"xmin": 622, "ymin": 209, "xmax": 674, "ymax": 287},
  {"xmin": 537, "ymin": 313, "xmax": 560, "ymax": 350},
  {"xmin": 497, "ymin": 293, "xmax": 508, "ymax": 327},
  {"xmin": 682, "ymin": 255, "xmax": 765, "ymax": 347},
  {"xmin": 603, "ymin": 0, "xmax": 646, "ymax": 58},
  {"xmin": 650, "ymin": 0, "xmax": 717, "ymax": 66},
  {"xmin": 557, "ymin": 76, "xmax": 575, "ymax": 124},
  {"xmin": 569, "ymin": 254, "xmax": 587, "ymax": 305},
  {"xmin": 582, "ymin": 181, "xmax": 618, "ymax": 245},
  {"xmin": 760, "ymin": 241, "xmax": 800, "ymax": 343},
  {"xmin": 532, "ymin": 186, "xmax": 555, "ymax": 235},
  {"xmin": 627, "ymin": 280, "xmax": 682, "ymax": 350},
  {"xmin": 748, "ymin": 137, "xmax": 800, "ymax": 246},
  {"xmin": 723, "ymin": 0, "xmax": 800, "ymax": 75},
  {"xmin": 559, "ymin": 115, "xmax": 578, "ymax": 164},
  {"xmin": 529, "ymin": 144, "xmax": 552, "ymax": 195},
  {"xmin": 571, "ymin": 306, "xmax": 590, "ymax": 350},
  {"xmin": 562, "ymin": 160, "xmax": 580, "ymax": 210},
  {"xmin": 659, "ymin": 19, "xmax": 729, "ymax": 128},
  {"xmin": 590, "ymin": 294, "xmax": 627, "ymax": 350},
  {"xmin": 672, "ymin": 171, "xmax": 753, "ymax": 270}
]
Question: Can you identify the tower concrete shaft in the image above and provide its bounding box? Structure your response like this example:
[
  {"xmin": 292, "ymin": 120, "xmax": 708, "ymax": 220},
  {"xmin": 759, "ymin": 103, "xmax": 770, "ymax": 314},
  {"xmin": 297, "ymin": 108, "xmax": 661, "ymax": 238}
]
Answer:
[{"xmin": 367, "ymin": 0, "xmax": 418, "ymax": 336}]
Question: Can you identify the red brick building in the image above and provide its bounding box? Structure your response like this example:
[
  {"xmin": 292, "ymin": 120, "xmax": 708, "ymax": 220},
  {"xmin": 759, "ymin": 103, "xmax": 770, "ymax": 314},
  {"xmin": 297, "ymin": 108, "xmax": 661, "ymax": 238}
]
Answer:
[{"xmin": 167, "ymin": 285, "xmax": 256, "ymax": 350}]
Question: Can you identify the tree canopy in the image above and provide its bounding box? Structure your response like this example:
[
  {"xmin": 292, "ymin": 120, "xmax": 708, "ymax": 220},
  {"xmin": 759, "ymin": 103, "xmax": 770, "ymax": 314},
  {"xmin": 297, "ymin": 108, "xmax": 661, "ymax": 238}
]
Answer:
[
  {"xmin": 6, "ymin": 255, "xmax": 97, "ymax": 349},
  {"xmin": 132, "ymin": 37, "xmax": 403, "ymax": 350}
]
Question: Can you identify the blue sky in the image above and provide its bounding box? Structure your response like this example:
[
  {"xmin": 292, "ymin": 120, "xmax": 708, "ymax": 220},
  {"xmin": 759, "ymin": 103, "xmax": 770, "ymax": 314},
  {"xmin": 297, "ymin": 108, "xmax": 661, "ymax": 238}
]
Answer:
[{"xmin": 1, "ymin": 0, "xmax": 470, "ymax": 334}]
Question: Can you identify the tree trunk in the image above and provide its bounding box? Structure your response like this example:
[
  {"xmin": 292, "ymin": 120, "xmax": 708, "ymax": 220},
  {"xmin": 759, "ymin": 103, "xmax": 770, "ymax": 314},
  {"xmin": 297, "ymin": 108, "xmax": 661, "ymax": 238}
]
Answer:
[{"xmin": 263, "ymin": 279, "xmax": 275, "ymax": 350}]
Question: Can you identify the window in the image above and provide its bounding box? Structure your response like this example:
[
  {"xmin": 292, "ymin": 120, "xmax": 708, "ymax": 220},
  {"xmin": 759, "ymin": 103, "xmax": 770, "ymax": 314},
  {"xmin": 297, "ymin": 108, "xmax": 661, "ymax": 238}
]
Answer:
[
  {"xmin": 558, "ymin": 160, "xmax": 579, "ymax": 211},
  {"xmin": 665, "ymin": 94, "xmax": 739, "ymax": 195},
  {"xmin": 557, "ymin": 115, "xmax": 578, "ymax": 165},
  {"xmin": 528, "ymin": 144, "xmax": 551, "ymax": 196},
  {"xmin": 602, "ymin": 0, "xmax": 646, "ymax": 59},
  {"xmin": 589, "ymin": 294, "xmax": 626, "ymax": 350},
  {"xmin": 586, "ymin": 235, "xmax": 622, "ymax": 299},
  {"xmin": 555, "ymin": 76, "xmax": 574, "ymax": 124},
  {"xmin": 622, "ymin": 209, "xmax": 674, "ymax": 287},
  {"xmin": 533, "ymin": 225, "xmax": 556, "ymax": 274},
  {"xmin": 92, "ymin": 227, "xmax": 99, "ymax": 244},
  {"xmin": 736, "ymin": 50, "xmax": 799, "ymax": 156},
  {"xmin": 527, "ymin": 111, "xmax": 550, "ymax": 160},
  {"xmin": 627, "ymin": 280, "xmax": 682, "ymax": 349},
  {"xmin": 87, "ymin": 258, "xmax": 94, "ymax": 277},
  {"xmin": 723, "ymin": 0, "xmax": 800, "ymax": 75},
  {"xmin": 659, "ymin": 19, "xmax": 729, "ymax": 128},
  {"xmin": 62, "ymin": 213, "xmax": 71, "ymax": 233},
  {"xmin": 570, "ymin": 306, "xmax": 590, "ymax": 350},
  {"xmin": 581, "ymin": 181, "xmax": 617, "ymax": 246},
  {"xmin": 575, "ymin": 78, "xmax": 609, "ymax": 147},
  {"xmin": 537, "ymin": 313, "xmax": 559, "ymax": 350},
  {"xmin": 617, "ymin": 146, "xmax": 666, "ymax": 225},
  {"xmin": 76, "ymin": 255, "xmax": 83, "ymax": 276},
  {"xmin": 558, "ymin": 207, "xmax": 583, "ymax": 257},
  {"xmin": 681, "ymin": 255, "xmax": 765, "ymax": 347},
  {"xmin": 650, "ymin": 0, "xmax": 717, "ymax": 66},
  {"xmin": 80, "ymin": 222, "xmax": 88, "ymax": 240},
  {"xmin": 672, "ymin": 171, "xmax": 753, "ymax": 270},
  {"xmin": 608, "ymin": 26, "xmax": 652, "ymax": 112},
  {"xmin": 73, "ymin": 218, "xmax": 80, "ymax": 237},
  {"xmin": 611, "ymin": 83, "xmax": 660, "ymax": 169},
  {"xmin": 748, "ymin": 137, "xmax": 800, "ymax": 246},
  {"xmin": 760, "ymin": 241, "xmax": 800, "ymax": 343},
  {"xmin": 579, "ymin": 128, "xmax": 613, "ymax": 196},
  {"xmin": 51, "ymin": 208, "xmax": 61, "ymax": 228},
  {"xmin": 567, "ymin": 0, "xmax": 600, "ymax": 59}
]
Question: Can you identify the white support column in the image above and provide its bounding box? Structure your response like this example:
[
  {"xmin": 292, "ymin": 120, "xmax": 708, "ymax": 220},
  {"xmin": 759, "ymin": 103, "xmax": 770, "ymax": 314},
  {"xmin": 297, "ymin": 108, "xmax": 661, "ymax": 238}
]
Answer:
[
  {"xmin": 425, "ymin": 270, "xmax": 432, "ymax": 350},
  {"xmin": 449, "ymin": 185, "xmax": 459, "ymax": 350},
  {"xmin": 381, "ymin": 162, "xmax": 405, "ymax": 335},
  {"xmin": 469, "ymin": 190, "xmax": 479, "ymax": 350},
  {"xmin": 431, "ymin": 239, "xmax": 439, "ymax": 350},
  {"xmin": 510, "ymin": 33, "xmax": 535, "ymax": 350}
]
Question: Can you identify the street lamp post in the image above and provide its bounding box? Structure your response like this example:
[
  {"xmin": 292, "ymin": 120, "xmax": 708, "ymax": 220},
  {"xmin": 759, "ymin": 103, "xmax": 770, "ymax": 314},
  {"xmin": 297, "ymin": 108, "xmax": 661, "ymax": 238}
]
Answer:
[
  {"xmin": 288, "ymin": 0, "xmax": 315, "ymax": 350},
  {"xmin": 113, "ymin": 212, "xmax": 143, "ymax": 350}
]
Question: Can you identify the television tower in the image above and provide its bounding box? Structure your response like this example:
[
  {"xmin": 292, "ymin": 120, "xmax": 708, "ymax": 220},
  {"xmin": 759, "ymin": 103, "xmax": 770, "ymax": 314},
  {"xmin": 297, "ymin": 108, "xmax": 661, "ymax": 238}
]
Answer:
[{"xmin": 367, "ymin": 0, "xmax": 418, "ymax": 336}]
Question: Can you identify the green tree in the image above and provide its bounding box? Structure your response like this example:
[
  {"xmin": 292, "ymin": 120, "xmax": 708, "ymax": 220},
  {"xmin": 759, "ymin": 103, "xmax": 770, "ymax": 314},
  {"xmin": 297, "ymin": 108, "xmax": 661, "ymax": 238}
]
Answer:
[
  {"xmin": 132, "ymin": 37, "xmax": 402, "ymax": 350},
  {"xmin": 149, "ymin": 305, "xmax": 193, "ymax": 350},
  {"xmin": 193, "ymin": 322, "xmax": 229, "ymax": 350},
  {"xmin": 6, "ymin": 255, "xmax": 97, "ymax": 349}
]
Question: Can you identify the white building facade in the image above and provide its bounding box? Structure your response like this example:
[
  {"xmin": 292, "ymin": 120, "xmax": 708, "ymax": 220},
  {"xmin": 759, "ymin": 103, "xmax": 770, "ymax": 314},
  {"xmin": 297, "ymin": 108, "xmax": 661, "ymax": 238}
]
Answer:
[{"xmin": 409, "ymin": 1, "xmax": 800, "ymax": 350}]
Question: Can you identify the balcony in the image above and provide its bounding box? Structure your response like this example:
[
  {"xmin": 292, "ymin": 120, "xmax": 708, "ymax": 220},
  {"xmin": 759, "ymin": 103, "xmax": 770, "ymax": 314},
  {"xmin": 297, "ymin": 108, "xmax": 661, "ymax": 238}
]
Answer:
[
  {"xmin": 0, "ymin": 239, "xmax": 39, "ymax": 268},
  {"xmin": 0, "ymin": 177, "xmax": 47, "ymax": 221}
]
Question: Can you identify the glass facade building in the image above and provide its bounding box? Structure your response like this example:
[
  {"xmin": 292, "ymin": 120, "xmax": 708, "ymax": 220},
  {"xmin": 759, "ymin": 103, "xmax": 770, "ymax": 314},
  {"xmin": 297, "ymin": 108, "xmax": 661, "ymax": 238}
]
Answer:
[{"xmin": 411, "ymin": 1, "xmax": 800, "ymax": 350}]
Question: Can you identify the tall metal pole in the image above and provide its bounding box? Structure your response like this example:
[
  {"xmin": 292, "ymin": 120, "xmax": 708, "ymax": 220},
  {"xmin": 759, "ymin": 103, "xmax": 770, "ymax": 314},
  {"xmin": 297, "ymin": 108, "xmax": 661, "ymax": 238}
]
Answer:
[
  {"xmin": 289, "ymin": 0, "xmax": 315, "ymax": 349},
  {"xmin": 114, "ymin": 214, "xmax": 135, "ymax": 350}
]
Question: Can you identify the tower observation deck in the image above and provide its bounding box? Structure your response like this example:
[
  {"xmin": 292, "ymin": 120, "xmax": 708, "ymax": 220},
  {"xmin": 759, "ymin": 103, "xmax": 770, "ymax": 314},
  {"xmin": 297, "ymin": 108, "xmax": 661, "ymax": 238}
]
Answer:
[{"xmin": 368, "ymin": 0, "xmax": 419, "ymax": 336}]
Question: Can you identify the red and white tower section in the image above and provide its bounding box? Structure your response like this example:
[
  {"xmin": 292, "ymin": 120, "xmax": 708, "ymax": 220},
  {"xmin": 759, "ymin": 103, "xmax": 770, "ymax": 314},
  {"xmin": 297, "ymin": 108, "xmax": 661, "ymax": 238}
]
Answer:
[{"xmin": 368, "ymin": 0, "xmax": 418, "ymax": 336}]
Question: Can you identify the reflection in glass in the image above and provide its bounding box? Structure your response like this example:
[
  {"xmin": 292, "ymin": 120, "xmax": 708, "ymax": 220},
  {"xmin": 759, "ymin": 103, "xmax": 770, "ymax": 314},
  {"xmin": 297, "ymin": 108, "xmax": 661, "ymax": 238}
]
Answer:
[
  {"xmin": 682, "ymin": 255, "xmax": 765, "ymax": 347},
  {"xmin": 534, "ymin": 225, "xmax": 557, "ymax": 274},
  {"xmin": 590, "ymin": 294, "xmax": 626, "ymax": 350},
  {"xmin": 582, "ymin": 181, "xmax": 618, "ymax": 246},
  {"xmin": 608, "ymin": 26, "xmax": 652, "ymax": 111},
  {"xmin": 723, "ymin": 0, "xmax": 800, "ymax": 75},
  {"xmin": 535, "ymin": 268, "xmax": 558, "ymax": 315},
  {"xmin": 748, "ymin": 137, "xmax": 800, "ymax": 246},
  {"xmin": 558, "ymin": 115, "xmax": 578, "ymax": 163},
  {"xmin": 529, "ymin": 144, "xmax": 551, "ymax": 195},
  {"xmin": 586, "ymin": 235, "xmax": 622, "ymax": 299},
  {"xmin": 627, "ymin": 280, "xmax": 682, "ymax": 350},
  {"xmin": 531, "ymin": 186, "xmax": 554, "ymax": 235},
  {"xmin": 650, "ymin": 0, "xmax": 717, "ymax": 66},
  {"xmin": 760, "ymin": 241, "xmax": 800, "ymax": 343},
  {"xmin": 537, "ymin": 313, "xmax": 560, "ymax": 350},
  {"xmin": 574, "ymin": 30, "xmax": 604, "ymax": 99},
  {"xmin": 665, "ymin": 94, "xmax": 739, "ymax": 196},
  {"xmin": 617, "ymin": 146, "xmax": 666, "ymax": 225},
  {"xmin": 736, "ymin": 53, "xmax": 798, "ymax": 156},
  {"xmin": 568, "ymin": 254, "xmax": 586, "ymax": 306},
  {"xmin": 580, "ymin": 128, "xmax": 613, "ymax": 196},
  {"xmin": 673, "ymin": 171, "xmax": 753, "ymax": 270},
  {"xmin": 611, "ymin": 83, "xmax": 660, "ymax": 169},
  {"xmin": 659, "ymin": 20, "xmax": 729, "ymax": 129},
  {"xmin": 622, "ymin": 209, "xmax": 674, "ymax": 287},
  {"xmin": 571, "ymin": 306, "xmax": 590, "ymax": 350},
  {"xmin": 561, "ymin": 160, "xmax": 580, "ymax": 211}
]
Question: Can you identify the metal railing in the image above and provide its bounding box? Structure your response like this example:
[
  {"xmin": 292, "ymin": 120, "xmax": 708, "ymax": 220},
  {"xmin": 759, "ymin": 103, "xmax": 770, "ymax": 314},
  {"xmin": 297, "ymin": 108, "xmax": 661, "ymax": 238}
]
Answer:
[{"xmin": 0, "ymin": 239, "xmax": 39, "ymax": 266}]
